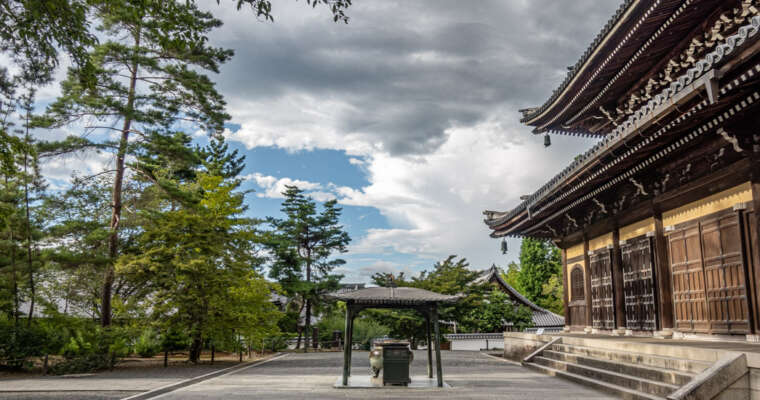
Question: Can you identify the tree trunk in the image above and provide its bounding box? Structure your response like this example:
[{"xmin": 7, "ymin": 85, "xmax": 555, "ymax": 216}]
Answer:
[
  {"xmin": 5, "ymin": 174, "xmax": 19, "ymax": 327},
  {"xmin": 304, "ymin": 247, "xmax": 312, "ymax": 353},
  {"xmin": 189, "ymin": 329, "xmax": 203, "ymax": 363},
  {"xmin": 304, "ymin": 298, "xmax": 311, "ymax": 353},
  {"xmin": 210, "ymin": 344, "xmax": 215, "ymax": 365},
  {"xmin": 295, "ymin": 327, "xmax": 302, "ymax": 349},
  {"xmin": 23, "ymin": 108, "xmax": 35, "ymax": 327},
  {"xmin": 164, "ymin": 350, "xmax": 168, "ymax": 368},
  {"xmin": 102, "ymin": 28, "xmax": 140, "ymax": 327}
]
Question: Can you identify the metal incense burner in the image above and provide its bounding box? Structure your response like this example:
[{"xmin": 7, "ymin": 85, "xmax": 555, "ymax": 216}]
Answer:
[{"xmin": 370, "ymin": 340, "xmax": 413, "ymax": 386}]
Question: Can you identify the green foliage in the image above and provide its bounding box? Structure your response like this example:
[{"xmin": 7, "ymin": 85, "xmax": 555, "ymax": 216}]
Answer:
[
  {"xmin": 517, "ymin": 238, "xmax": 562, "ymax": 312},
  {"xmin": 0, "ymin": 0, "xmax": 354, "ymax": 371},
  {"xmin": 469, "ymin": 290, "xmax": 533, "ymax": 333},
  {"xmin": 541, "ymin": 275, "xmax": 564, "ymax": 315},
  {"xmin": 317, "ymin": 312, "xmax": 389, "ymax": 350},
  {"xmin": 0, "ymin": 320, "xmax": 48, "ymax": 369},
  {"xmin": 265, "ymin": 185, "xmax": 350, "ymax": 349},
  {"xmin": 502, "ymin": 262, "xmax": 522, "ymax": 293},
  {"xmin": 117, "ymin": 174, "xmax": 277, "ymax": 362},
  {"xmin": 135, "ymin": 329, "xmax": 161, "ymax": 358}
]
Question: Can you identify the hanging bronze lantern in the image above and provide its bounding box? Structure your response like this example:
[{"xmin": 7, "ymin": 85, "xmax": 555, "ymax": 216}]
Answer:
[
  {"xmin": 544, "ymin": 133, "xmax": 551, "ymax": 147},
  {"xmin": 500, "ymin": 237, "xmax": 508, "ymax": 254}
]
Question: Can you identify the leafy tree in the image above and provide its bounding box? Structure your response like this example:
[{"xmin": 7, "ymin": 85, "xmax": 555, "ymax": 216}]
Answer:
[
  {"xmin": 469, "ymin": 290, "xmax": 533, "ymax": 333},
  {"xmin": 367, "ymin": 256, "xmax": 490, "ymax": 345},
  {"xmin": 541, "ymin": 275, "xmax": 564, "ymax": 315},
  {"xmin": 0, "ymin": 0, "xmax": 94, "ymax": 173},
  {"xmin": 516, "ymin": 238, "xmax": 561, "ymax": 311},
  {"xmin": 502, "ymin": 261, "xmax": 522, "ymax": 292},
  {"xmin": 117, "ymin": 174, "xmax": 267, "ymax": 363},
  {"xmin": 266, "ymin": 185, "xmax": 350, "ymax": 351},
  {"xmin": 40, "ymin": 0, "xmax": 233, "ymax": 326}
]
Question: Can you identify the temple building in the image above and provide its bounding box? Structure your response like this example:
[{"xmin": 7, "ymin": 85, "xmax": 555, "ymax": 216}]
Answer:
[
  {"xmin": 484, "ymin": 0, "xmax": 760, "ymax": 339},
  {"xmin": 473, "ymin": 265, "xmax": 564, "ymax": 332}
]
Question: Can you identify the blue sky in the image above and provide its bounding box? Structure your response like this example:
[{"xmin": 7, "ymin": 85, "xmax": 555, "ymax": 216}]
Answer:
[{"xmin": 25, "ymin": 0, "xmax": 617, "ymax": 283}]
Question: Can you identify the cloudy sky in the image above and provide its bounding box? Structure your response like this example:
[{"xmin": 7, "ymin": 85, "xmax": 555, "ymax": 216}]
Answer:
[{"xmin": 35, "ymin": 0, "xmax": 621, "ymax": 282}]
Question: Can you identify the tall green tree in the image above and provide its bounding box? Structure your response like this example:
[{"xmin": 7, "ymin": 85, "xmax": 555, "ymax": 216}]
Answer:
[
  {"xmin": 117, "ymin": 174, "xmax": 267, "ymax": 362},
  {"xmin": 0, "ymin": 0, "xmax": 94, "ymax": 173},
  {"xmin": 517, "ymin": 238, "xmax": 561, "ymax": 311},
  {"xmin": 266, "ymin": 185, "xmax": 350, "ymax": 351},
  {"xmin": 41, "ymin": 0, "xmax": 233, "ymax": 326}
]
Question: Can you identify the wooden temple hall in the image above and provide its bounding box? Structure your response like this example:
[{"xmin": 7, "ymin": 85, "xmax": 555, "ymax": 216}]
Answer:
[{"xmin": 484, "ymin": 0, "xmax": 760, "ymax": 339}]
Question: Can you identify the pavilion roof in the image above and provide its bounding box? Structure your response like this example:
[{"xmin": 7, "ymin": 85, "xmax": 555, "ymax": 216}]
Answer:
[{"xmin": 328, "ymin": 286, "xmax": 461, "ymax": 306}]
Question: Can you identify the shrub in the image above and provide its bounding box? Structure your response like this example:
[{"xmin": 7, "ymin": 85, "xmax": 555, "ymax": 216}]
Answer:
[
  {"xmin": 0, "ymin": 321, "xmax": 48, "ymax": 370},
  {"xmin": 134, "ymin": 329, "xmax": 161, "ymax": 358}
]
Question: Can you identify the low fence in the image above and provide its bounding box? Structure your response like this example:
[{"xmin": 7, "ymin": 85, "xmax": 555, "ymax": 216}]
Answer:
[{"xmin": 444, "ymin": 333, "xmax": 504, "ymax": 351}]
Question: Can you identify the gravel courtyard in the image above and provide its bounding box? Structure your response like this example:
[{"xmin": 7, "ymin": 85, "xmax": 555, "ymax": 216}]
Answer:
[{"xmin": 153, "ymin": 350, "xmax": 616, "ymax": 400}]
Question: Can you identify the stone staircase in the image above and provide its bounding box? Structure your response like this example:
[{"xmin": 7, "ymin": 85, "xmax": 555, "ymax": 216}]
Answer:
[{"xmin": 523, "ymin": 339, "xmax": 713, "ymax": 400}]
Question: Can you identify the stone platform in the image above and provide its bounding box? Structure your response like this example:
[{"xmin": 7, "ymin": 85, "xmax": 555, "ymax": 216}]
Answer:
[{"xmin": 333, "ymin": 375, "xmax": 451, "ymax": 388}]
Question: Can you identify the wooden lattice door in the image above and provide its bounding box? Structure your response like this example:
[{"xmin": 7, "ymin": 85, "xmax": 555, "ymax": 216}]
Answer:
[
  {"xmin": 700, "ymin": 212, "xmax": 750, "ymax": 334},
  {"xmin": 590, "ymin": 249, "xmax": 615, "ymax": 330},
  {"xmin": 668, "ymin": 210, "xmax": 751, "ymax": 334},
  {"xmin": 668, "ymin": 221, "xmax": 709, "ymax": 333},
  {"xmin": 621, "ymin": 236, "xmax": 657, "ymax": 331},
  {"xmin": 568, "ymin": 265, "xmax": 587, "ymax": 327}
]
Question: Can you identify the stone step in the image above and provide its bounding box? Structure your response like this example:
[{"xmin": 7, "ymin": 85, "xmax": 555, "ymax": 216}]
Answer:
[
  {"xmin": 552, "ymin": 343, "xmax": 710, "ymax": 374},
  {"xmin": 532, "ymin": 356, "xmax": 679, "ymax": 397},
  {"xmin": 524, "ymin": 361, "xmax": 665, "ymax": 400},
  {"xmin": 542, "ymin": 350, "xmax": 694, "ymax": 385}
]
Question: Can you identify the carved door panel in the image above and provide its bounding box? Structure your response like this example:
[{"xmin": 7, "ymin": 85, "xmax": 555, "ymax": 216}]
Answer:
[
  {"xmin": 744, "ymin": 209, "xmax": 760, "ymax": 333},
  {"xmin": 568, "ymin": 264, "xmax": 587, "ymax": 327},
  {"xmin": 621, "ymin": 236, "xmax": 657, "ymax": 331},
  {"xmin": 590, "ymin": 249, "xmax": 615, "ymax": 330},
  {"xmin": 668, "ymin": 222, "xmax": 709, "ymax": 333},
  {"xmin": 701, "ymin": 212, "xmax": 749, "ymax": 334}
]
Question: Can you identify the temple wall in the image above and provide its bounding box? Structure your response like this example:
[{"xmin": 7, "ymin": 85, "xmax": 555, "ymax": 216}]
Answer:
[
  {"xmin": 588, "ymin": 232, "xmax": 613, "ymax": 251},
  {"xmin": 662, "ymin": 182, "xmax": 752, "ymax": 227},
  {"xmin": 565, "ymin": 243, "xmax": 585, "ymax": 302},
  {"xmin": 620, "ymin": 217, "xmax": 654, "ymax": 241}
]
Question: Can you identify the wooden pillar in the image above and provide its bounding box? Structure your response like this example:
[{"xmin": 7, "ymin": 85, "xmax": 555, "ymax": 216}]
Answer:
[
  {"xmin": 561, "ymin": 248, "xmax": 570, "ymax": 327},
  {"xmin": 583, "ymin": 235, "xmax": 593, "ymax": 329},
  {"xmin": 653, "ymin": 209, "xmax": 674, "ymax": 329},
  {"xmin": 612, "ymin": 228, "xmax": 625, "ymax": 329},
  {"xmin": 749, "ymin": 164, "xmax": 760, "ymax": 333},
  {"xmin": 342, "ymin": 306, "xmax": 351, "ymax": 386},
  {"xmin": 426, "ymin": 312, "xmax": 433, "ymax": 378},
  {"xmin": 432, "ymin": 304, "xmax": 443, "ymax": 387}
]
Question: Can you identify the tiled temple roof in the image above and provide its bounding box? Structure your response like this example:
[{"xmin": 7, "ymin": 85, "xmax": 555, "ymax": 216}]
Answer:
[
  {"xmin": 484, "ymin": 15, "xmax": 760, "ymax": 237},
  {"xmin": 474, "ymin": 265, "xmax": 565, "ymax": 327}
]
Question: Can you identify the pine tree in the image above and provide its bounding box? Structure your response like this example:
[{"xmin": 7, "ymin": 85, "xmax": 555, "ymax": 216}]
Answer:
[
  {"xmin": 200, "ymin": 136, "xmax": 245, "ymax": 181},
  {"xmin": 40, "ymin": 0, "xmax": 232, "ymax": 326},
  {"xmin": 266, "ymin": 186, "xmax": 350, "ymax": 351}
]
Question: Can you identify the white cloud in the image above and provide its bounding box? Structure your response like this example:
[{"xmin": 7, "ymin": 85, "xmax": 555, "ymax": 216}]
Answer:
[
  {"xmin": 337, "ymin": 115, "xmax": 594, "ymax": 268},
  {"xmin": 243, "ymin": 172, "xmax": 323, "ymax": 198}
]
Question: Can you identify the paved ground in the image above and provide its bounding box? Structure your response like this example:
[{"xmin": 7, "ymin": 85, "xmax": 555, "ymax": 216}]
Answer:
[
  {"xmin": 0, "ymin": 359, "xmax": 244, "ymax": 400},
  {"xmin": 153, "ymin": 350, "xmax": 616, "ymax": 400}
]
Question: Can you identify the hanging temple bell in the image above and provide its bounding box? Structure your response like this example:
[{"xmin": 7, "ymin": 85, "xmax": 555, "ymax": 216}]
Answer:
[{"xmin": 500, "ymin": 237, "xmax": 508, "ymax": 254}]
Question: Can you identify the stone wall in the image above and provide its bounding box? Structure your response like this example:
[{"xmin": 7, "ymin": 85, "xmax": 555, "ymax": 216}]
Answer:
[{"xmin": 502, "ymin": 332, "xmax": 554, "ymax": 361}]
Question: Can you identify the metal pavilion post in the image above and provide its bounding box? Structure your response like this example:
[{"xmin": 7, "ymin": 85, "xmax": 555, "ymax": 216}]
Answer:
[
  {"xmin": 432, "ymin": 304, "xmax": 443, "ymax": 387},
  {"xmin": 425, "ymin": 311, "xmax": 433, "ymax": 378},
  {"xmin": 342, "ymin": 305, "xmax": 352, "ymax": 386}
]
